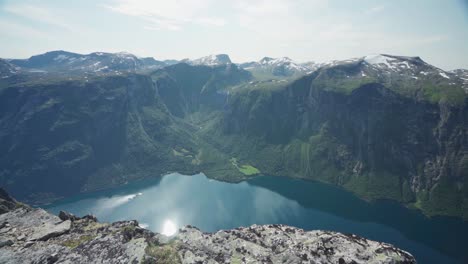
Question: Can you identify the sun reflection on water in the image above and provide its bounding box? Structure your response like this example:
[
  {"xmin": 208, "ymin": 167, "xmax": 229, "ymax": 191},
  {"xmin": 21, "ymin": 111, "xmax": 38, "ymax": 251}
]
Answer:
[{"xmin": 161, "ymin": 219, "xmax": 178, "ymax": 236}]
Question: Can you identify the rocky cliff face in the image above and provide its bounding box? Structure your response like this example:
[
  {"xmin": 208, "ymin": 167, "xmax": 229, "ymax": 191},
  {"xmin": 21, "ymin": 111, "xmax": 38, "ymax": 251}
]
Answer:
[
  {"xmin": 219, "ymin": 60, "xmax": 468, "ymax": 219},
  {"xmin": 0, "ymin": 63, "xmax": 252, "ymax": 204},
  {"xmin": 0, "ymin": 73, "xmax": 198, "ymax": 203},
  {"xmin": 152, "ymin": 63, "xmax": 251, "ymax": 117},
  {"xmin": 0, "ymin": 195, "xmax": 416, "ymax": 264}
]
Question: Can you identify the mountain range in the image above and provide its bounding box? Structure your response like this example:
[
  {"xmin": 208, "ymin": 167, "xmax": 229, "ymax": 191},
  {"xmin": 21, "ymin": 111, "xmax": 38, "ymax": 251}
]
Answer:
[{"xmin": 0, "ymin": 50, "xmax": 467, "ymax": 220}]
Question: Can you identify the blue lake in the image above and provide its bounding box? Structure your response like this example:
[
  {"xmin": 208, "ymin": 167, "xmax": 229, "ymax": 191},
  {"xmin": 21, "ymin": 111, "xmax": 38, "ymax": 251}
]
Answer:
[{"xmin": 44, "ymin": 173, "xmax": 468, "ymax": 264}]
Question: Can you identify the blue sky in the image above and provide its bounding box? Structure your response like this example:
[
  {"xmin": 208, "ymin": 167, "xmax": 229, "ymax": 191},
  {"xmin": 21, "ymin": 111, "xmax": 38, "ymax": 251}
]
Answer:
[{"xmin": 0, "ymin": 0, "xmax": 467, "ymax": 70}]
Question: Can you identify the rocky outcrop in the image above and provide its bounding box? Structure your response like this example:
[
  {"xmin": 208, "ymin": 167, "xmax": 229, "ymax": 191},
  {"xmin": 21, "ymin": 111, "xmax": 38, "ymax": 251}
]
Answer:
[
  {"xmin": 177, "ymin": 225, "xmax": 414, "ymax": 264},
  {"xmin": 0, "ymin": 205, "xmax": 416, "ymax": 263},
  {"xmin": 0, "ymin": 188, "xmax": 21, "ymax": 214}
]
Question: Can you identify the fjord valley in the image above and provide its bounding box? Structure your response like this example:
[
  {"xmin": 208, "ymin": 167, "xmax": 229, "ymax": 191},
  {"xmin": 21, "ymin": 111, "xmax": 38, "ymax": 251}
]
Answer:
[
  {"xmin": 1, "ymin": 50, "xmax": 468, "ymax": 263},
  {"xmin": 1, "ymin": 51, "xmax": 467, "ymax": 219}
]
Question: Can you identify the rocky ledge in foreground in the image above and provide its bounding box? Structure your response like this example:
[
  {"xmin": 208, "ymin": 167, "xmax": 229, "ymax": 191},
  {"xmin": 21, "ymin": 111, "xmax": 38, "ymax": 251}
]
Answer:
[{"xmin": 0, "ymin": 198, "xmax": 415, "ymax": 263}]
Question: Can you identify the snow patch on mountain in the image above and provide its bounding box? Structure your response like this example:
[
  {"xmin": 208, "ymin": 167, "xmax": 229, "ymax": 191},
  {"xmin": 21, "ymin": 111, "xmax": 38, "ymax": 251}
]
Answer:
[
  {"xmin": 6, "ymin": 50, "xmax": 172, "ymax": 74},
  {"xmin": 439, "ymin": 72, "xmax": 450, "ymax": 79},
  {"xmin": 239, "ymin": 57, "xmax": 317, "ymax": 77},
  {"xmin": 54, "ymin": 54, "xmax": 70, "ymax": 62},
  {"xmin": 364, "ymin": 54, "xmax": 419, "ymax": 71},
  {"xmin": 450, "ymin": 69, "xmax": 468, "ymax": 91},
  {"xmin": 257, "ymin": 57, "xmax": 310, "ymax": 71},
  {"xmin": 360, "ymin": 54, "xmax": 462, "ymax": 84},
  {"xmin": 188, "ymin": 54, "xmax": 232, "ymax": 66}
]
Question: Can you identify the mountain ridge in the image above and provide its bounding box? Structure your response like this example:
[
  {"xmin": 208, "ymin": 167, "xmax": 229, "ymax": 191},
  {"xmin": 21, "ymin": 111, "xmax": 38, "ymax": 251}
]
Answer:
[{"xmin": 4, "ymin": 50, "xmax": 465, "ymax": 80}]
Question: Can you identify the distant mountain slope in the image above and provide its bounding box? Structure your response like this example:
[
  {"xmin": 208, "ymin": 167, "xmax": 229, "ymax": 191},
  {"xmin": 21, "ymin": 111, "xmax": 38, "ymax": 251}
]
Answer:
[
  {"xmin": 7, "ymin": 50, "xmax": 174, "ymax": 74},
  {"xmin": 239, "ymin": 57, "xmax": 316, "ymax": 79},
  {"xmin": 182, "ymin": 54, "xmax": 232, "ymax": 66},
  {"xmin": 0, "ymin": 59, "xmax": 19, "ymax": 78},
  {"xmin": 152, "ymin": 63, "xmax": 252, "ymax": 117},
  {"xmin": 306, "ymin": 54, "xmax": 465, "ymax": 104},
  {"xmin": 451, "ymin": 69, "xmax": 468, "ymax": 91}
]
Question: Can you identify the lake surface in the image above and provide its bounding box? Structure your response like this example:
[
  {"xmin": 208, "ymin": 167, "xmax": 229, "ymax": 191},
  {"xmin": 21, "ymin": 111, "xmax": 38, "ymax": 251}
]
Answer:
[{"xmin": 44, "ymin": 173, "xmax": 468, "ymax": 264}]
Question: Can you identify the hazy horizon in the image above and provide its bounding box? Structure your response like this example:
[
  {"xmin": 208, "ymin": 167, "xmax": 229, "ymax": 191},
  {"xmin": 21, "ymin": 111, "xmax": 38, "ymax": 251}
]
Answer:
[{"xmin": 1, "ymin": 0, "xmax": 467, "ymax": 70}]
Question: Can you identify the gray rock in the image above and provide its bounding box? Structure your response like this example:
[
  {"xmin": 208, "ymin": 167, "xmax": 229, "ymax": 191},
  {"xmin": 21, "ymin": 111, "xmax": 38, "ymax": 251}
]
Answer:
[
  {"xmin": 0, "ymin": 188, "xmax": 20, "ymax": 215},
  {"xmin": 23, "ymin": 241, "xmax": 34, "ymax": 248},
  {"xmin": 29, "ymin": 220, "xmax": 71, "ymax": 241},
  {"xmin": 82, "ymin": 214, "xmax": 97, "ymax": 222},
  {"xmin": 58, "ymin": 211, "xmax": 79, "ymax": 221},
  {"xmin": 0, "ymin": 239, "xmax": 13, "ymax": 248},
  {"xmin": 176, "ymin": 225, "xmax": 415, "ymax": 264},
  {"xmin": 0, "ymin": 206, "xmax": 416, "ymax": 264}
]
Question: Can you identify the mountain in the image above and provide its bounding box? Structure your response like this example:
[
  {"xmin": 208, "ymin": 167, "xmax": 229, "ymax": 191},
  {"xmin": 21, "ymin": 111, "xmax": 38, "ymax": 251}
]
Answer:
[
  {"xmin": 216, "ymin": 54, "xmax": 468, "ymax": 218},
  {"xmin": 152, "ymin": 63, "xmax": 252, "ymax": 117},
  {"xmin": 183, "ymin": 54, "xmax": 232, "ymax": 66},
  {"xmin": 451, "ymin": 69, "xmax": 468, "ymax": 91},
  {"xmin": 0, "ymin": 59, "xmax": 19, "ymax": 79},
  {"xmin": 7, "ymin": 50, "xmax": 174, "ymax": 75},
  {"xmin": 0, "ymin": 190, "xmax": 416, "ymax": 263},
  {"xmin": 239, "ymin": 57, "xmax": 315, "ymax": 79},
  {"xmin": 0, "ymin": 51, "xmax": 467, "ymax": 220},
  {"xmin": 0, "ymin": 63, "xmax": 251, "ymax": 203}
]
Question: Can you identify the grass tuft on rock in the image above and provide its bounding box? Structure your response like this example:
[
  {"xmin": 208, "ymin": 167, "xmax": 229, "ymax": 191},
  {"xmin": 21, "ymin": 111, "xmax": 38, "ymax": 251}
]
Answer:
[{"xmin": 142, "ymin": 243, "xmax": 181, "ymax": 264}]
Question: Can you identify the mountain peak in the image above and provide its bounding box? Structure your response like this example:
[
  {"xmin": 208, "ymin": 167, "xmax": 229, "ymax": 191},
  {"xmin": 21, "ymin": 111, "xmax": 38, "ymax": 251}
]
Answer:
[
  {"xmin": 314, "ymin": 53, "xmax": 466, "ymax": 90},
  {"xmin": 259, "ymin": 57, "xmax": 292, "ymax": 65},
  {"xmin": 363, "ymin": 54, "xmax": 427, "ymax": 69},
  {"xmin": 240, "ymin": 56, "xmax": 312, "ymax": 77},
  {"xmin": 190, "ymin": 54, "xmax": 232, "ymax": 66}
]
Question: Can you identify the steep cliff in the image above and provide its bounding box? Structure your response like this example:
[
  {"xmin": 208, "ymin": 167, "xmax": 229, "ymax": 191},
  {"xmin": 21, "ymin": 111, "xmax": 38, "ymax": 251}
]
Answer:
[
  {"xmin": 0, "ymin": 63, "xmax": 252, "ymax": 203},
  {"xmin": 152, "ymin": 63, "xmax": 252, "ymax": 117},
  {"xmin": 0, "ymin": 73, "xmax": 198, "ymax": 203},
  {"xmin": 215, "ymin": 57, "xmax": 468, "ymax": 219}
]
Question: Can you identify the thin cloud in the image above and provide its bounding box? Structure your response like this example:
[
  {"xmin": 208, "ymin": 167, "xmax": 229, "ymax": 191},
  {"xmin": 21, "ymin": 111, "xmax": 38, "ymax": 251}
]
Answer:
[
  {"xmin": 366, "ymin": 5, "xmax": 385, "ymax": 15},
  {"xmin": 3, "ymin": 4, "xmax": 74, "ymax": 31},
  {"xmin": 0, "ymin": 19, "xmax": 46, "ymax": 39},
  {"xmin": 233, "ymin": 0, "xmax": 323, "ymax": 40},
  {"xmin": 104, "ymin": 0, "xmax": 226, "ymax": 31}
]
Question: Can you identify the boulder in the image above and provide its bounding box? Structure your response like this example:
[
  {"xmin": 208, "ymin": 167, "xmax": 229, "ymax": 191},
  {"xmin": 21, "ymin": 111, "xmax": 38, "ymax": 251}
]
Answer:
[
  {"xmin": 58, "ymin": 211, "xmax": 79, "ymax": 221},
  {"xmin": 29, "ymin": 220, "xmax": 71, "ymax": 241},
  {"xmin": 0, "ymin": 239, "xmax": 13, "ymax": 248}
]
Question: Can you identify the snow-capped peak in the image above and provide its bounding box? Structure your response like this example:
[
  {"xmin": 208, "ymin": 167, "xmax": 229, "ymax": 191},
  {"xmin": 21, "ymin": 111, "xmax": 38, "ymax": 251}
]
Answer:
[
  {"xmin": 362, "ymin": 54, "xmax": 457, "ymax": 80},
  {"xmin": 365, "ymin": 54, "xmax": 407, "ymax": 70},
  {"xmin": 239, "ymin": 56, "xmax": 317, "ymax": 77},
  {"xmin": 189, "ymin": 54, "xmax": 232, "ymax": 66},
  {"xmin": 115, "ymin": 51, "xmax": 136, "ymax": 58},
  {"xmin": 363, "ymin": 54, "xmax": 426, "ymax": 71},
  {"xmin": 259, "ymin": 57, "xmax": 292, "ymax": 65}
]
